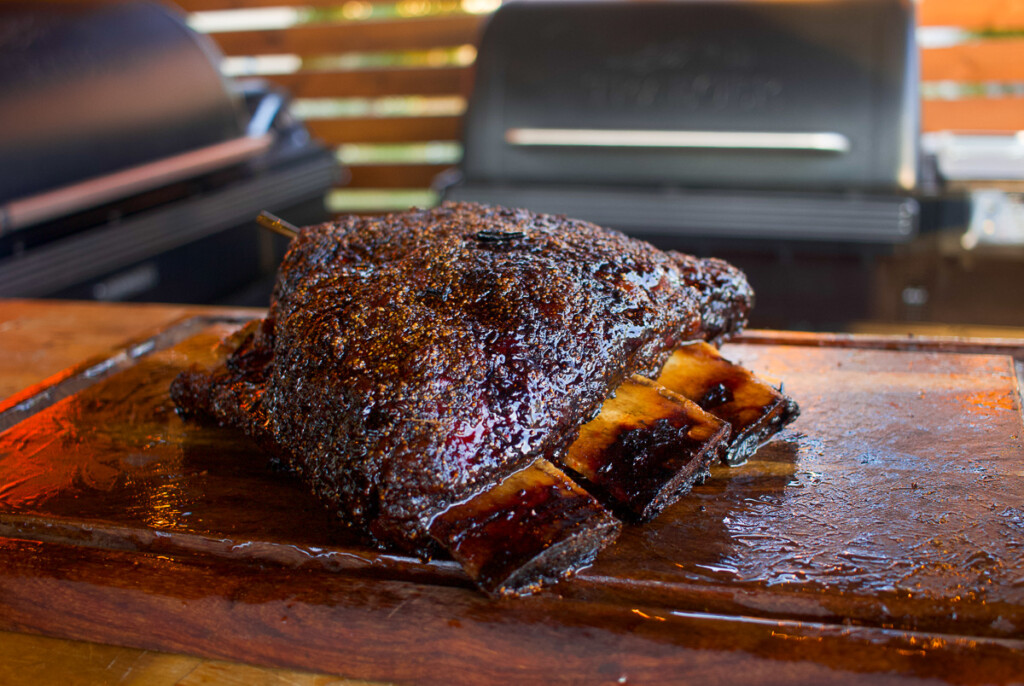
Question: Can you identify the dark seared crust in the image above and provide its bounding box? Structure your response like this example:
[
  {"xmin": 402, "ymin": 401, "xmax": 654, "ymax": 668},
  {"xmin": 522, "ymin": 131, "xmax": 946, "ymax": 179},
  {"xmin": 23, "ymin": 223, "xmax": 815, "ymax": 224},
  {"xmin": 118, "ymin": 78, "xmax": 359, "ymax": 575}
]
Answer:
[
  {"xmin": 670, "ymin": 252, "xmax": 753, "ymax": 345},
  {"xmin": 171, "ymin": 202, "xmax": 753, "ymax": 554}
]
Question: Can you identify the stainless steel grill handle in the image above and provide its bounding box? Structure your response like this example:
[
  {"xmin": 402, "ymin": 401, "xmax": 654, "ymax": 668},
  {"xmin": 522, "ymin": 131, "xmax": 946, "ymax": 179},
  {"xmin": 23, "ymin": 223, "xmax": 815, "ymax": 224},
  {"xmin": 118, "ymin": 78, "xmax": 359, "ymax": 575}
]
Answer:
[
  {"xmin": 505, "ymin": 128, "xmax": 852, "ymax": 154},
  {"xmin": 0, "ymin": 134, "xmax": 274, "ymax": 235}
]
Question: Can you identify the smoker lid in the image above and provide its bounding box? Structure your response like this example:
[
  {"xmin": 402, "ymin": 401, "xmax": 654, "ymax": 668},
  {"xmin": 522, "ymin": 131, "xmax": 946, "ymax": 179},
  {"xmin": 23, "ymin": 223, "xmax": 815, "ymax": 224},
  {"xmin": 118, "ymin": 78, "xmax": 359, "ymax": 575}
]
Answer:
[
  {"xmin": 461, "ymin": 0, "xmax": 918, "ymax": 194},
  {"xmin": 0, "ymin": 1, "xmax": 246, "ymax": 204}
]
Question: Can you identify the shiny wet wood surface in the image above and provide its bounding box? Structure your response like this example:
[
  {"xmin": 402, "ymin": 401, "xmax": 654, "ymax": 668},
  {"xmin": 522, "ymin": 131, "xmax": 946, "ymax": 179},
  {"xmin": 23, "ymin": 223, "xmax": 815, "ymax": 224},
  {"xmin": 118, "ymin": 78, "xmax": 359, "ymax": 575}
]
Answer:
[
  {"xmin": 0, "ymin": 301, "xmax": 355, "ymax": 685},
  {"xmin": 1, "ymin": 300, "xmax": 1023, "ymax": 684}
]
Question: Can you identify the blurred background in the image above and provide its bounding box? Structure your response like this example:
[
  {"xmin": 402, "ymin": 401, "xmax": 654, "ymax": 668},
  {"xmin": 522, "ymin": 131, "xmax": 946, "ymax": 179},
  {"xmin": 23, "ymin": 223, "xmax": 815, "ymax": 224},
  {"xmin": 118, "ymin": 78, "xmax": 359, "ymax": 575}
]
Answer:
[{"xmin": 1, "ymin": 0, "xmax": 1022, "ymax": 335}]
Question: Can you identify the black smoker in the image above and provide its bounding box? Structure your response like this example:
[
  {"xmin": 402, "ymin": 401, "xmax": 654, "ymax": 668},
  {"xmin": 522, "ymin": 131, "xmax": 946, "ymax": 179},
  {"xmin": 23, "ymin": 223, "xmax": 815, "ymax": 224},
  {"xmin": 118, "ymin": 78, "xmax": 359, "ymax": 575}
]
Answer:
[
  {"xmin": 442, "ymin": 0, "xmax": 920, "ymax": 329},
  {"xmin": 0, "ymin": 1, "xmax": 340, "ymax": 304}
]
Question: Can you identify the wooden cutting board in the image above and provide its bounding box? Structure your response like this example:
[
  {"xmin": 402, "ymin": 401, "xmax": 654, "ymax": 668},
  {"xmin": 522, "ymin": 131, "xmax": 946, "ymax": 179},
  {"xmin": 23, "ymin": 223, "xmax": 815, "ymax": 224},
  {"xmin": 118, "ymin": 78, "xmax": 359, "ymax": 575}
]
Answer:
[{"xmin": 0, "ymin": 314, "xmax": 1022, "ymax": 684}]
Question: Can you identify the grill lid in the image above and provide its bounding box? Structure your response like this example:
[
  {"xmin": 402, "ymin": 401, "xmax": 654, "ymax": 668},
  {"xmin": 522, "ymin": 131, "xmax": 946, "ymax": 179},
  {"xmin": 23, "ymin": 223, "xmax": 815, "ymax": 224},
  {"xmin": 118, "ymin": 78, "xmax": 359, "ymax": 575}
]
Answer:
[
  {"xmin": 0, "ymin": 1, "xmax": 246, "ymax": 204},
  {"xmin": 461, "ymin": 0, "xmax": 918, "ymax": 194}
]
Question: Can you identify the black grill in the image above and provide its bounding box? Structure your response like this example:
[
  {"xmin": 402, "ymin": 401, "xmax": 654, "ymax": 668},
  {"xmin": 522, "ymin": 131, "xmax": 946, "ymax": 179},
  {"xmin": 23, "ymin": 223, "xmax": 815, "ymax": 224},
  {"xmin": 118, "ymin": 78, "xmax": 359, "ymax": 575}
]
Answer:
[
  {"xmin": 0, "ymin": 1, "xmax": 341, "ymax": 304},
  {"xmin": 443, "ymin": 0, "xmax": 919, "ymax": 245}
]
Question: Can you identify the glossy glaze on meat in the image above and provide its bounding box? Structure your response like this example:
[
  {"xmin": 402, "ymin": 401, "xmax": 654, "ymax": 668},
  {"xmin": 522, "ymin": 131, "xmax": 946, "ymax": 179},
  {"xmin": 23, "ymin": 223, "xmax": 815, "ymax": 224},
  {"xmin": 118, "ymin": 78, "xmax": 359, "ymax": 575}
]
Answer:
[{"xmin": 171, "ymin": 202, "xmax": 752, "ymax": 555}]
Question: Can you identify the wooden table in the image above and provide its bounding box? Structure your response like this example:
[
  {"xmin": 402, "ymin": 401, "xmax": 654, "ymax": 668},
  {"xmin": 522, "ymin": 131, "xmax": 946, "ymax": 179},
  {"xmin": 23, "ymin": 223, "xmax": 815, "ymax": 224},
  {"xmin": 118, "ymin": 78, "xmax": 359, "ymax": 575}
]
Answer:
[
  {"xmin": 0, "ymin": 300, "xmax": 361, "ymax": 685},
  {"xmin": 0, "ymin": 299, "xmax": 1022, "ymax": 685}
]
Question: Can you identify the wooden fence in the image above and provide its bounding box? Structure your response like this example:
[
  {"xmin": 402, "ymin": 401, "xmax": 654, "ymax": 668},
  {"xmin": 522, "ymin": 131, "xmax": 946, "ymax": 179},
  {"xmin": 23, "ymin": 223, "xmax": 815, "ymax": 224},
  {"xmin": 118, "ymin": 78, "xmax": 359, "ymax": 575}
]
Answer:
[{"xmin": 172, "ymin": 0, "xmax": 1024, "ymax": 214}]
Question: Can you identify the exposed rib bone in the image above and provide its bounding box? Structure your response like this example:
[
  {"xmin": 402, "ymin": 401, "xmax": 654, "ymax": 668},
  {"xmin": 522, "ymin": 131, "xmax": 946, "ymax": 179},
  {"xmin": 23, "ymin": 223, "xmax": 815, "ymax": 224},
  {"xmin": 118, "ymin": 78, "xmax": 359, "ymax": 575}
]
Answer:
[
  {"xmin": 655, "ymin": 342, "xmax": 800, "ymax": 465},
  {"xmin": 559, "ymin": 376, "xmax": 730, "ymax": 522},
  {"xmin": 428, "ymin": 458, "xmax": 620, "ymax": 596}
]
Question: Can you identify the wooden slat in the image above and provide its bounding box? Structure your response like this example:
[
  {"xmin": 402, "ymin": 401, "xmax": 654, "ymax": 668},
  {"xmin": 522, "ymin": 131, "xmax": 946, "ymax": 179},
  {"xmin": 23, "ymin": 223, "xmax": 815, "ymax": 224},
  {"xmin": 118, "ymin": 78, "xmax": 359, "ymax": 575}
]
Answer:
[
  {"xmin": 343, "ymin": 163, "xmax": 452, "ymax": 188},
  {"xmin": 922, "ymin": 97, "xmax": 1024, "ymax": 132},
  {"xmin": 173, "ymin": 0, "xmax": 396, "ymax": 9},
  {"xmin": 179, "ymin": 0, "xmax": 1024, "ymax": 31},
  {"xmin": 306, "ymin": 115, "xmax": 461, "ymax": 144},
  {"xmin": 266, "ymin": 66, "xmax": 472, "ymax": 98},
  {"xmin": 177, "ymin": 0, "xmax": 1024, "ymax": 31},
  {"xmin": 210, "ymin": 15, "xmax": 485, "ymax": 57},
  {"xmin": 918, "ymin": 0, "xmax": 1024, "ymax": 30},
  {"xmin": 922, "ymin": 39, "xmax": 1024, "ymax": 82}
]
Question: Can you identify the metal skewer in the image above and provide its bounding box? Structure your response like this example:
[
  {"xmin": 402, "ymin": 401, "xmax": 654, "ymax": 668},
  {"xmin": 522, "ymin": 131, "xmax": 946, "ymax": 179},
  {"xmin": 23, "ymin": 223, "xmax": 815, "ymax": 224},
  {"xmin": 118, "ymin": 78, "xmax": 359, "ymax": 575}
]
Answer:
[{"xmin": 256, "ymin": 210, "xmax": 299, "ymax": 239}]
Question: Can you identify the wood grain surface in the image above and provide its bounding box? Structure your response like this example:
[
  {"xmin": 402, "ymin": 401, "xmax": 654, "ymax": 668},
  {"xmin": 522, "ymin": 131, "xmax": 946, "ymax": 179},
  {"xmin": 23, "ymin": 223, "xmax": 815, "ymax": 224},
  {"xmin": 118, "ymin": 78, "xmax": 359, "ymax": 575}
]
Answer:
[
  {"xmin": 0, "ymin": 301, "xmax": 1022, "ymax": 684},
  {"xmin": 0, "ymin": 300, "xmax": 194, "ymax": 400},
  {"xmin": 0, "ymin": 301, "xmax": 369, "ymax": 685}
]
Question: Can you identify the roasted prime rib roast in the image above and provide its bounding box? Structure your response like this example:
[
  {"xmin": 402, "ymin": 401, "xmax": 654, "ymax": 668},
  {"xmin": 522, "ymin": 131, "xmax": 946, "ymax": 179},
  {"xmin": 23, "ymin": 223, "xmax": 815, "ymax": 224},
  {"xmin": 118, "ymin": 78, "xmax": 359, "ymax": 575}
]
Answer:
[{"xmin": 171, "ymin": 202, "xmax": 798, "ymax": 595}]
